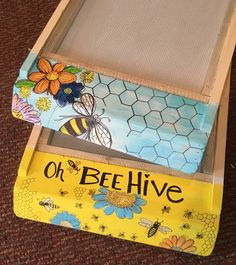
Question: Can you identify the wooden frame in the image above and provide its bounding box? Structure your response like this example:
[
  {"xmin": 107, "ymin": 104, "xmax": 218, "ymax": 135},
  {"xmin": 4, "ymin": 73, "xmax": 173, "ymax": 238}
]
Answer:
[
  {"xmin": 26, "ymin": 0, "xmax": 236, "ymax": 104},
  {"xmin": 25, "ymin": 69, "xmax": 230, "ymax": 184}
]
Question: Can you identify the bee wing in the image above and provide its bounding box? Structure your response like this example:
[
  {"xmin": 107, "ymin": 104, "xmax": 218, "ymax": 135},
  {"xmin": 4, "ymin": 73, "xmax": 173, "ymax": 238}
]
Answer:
[
  {"xmin": 45, "ymin": 205, "xmax": 53, "ymax": 212},
  {"xmin": 158, "ymin": 226, "xmax": 172, "ymax": 234},
  {"xmin": 43, "ymin": 198, "xmax": 53, "ymax": 204},
  {"xmin": 73, "ymin": 93, "xmax": 95, "ymax": 116},
  {"xmin": 89, "ymin": 123, "xmax": 112, "ymax": 148},
  {"xmin": 138, "ymin": 218, "xmax": 153, "ymax": 228}
]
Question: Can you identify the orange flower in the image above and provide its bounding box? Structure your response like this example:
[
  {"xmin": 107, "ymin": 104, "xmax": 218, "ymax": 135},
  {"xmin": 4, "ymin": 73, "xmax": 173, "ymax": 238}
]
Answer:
[
  {"xmin": 28, "ymin": 58, "xmax": 76, "ymax": 95},
  {"xmin": 160, "ymin": 235, "xmax": 197, "ymax": 253}
]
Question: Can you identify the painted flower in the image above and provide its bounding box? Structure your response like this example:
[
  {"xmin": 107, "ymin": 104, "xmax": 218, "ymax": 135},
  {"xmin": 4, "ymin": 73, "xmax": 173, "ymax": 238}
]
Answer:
[
  {"xmin": 160, "ymin": 235, "xmax": 197, "ymax": 253},
  {"xmin": 28, "ymin": 58, "xmax": 76, "ymax": 95},
  {"xmin": 50, "ymin": 211, "xmax": 80, "ymax": 230},
  {"xmin": 80, "ymin": 71, "xmax": 94, "ymax": 83},
  {"xmin": 19, "ymin": 86, "xmax": 31, "ymax": 99},
  {"xmin": 54, "ymin": 82, "xmax": 84, "ymax": 107},
  {"xmin": 93, "ymin": 187, "xmax": 146, "ymax": 219},
  {"xmin": 36, "ymin": 97, "xmax": 52, "ymax": 112},
  {"xmin": 12, "ymin": 94, "xmax": 40, "ymax": 124}
]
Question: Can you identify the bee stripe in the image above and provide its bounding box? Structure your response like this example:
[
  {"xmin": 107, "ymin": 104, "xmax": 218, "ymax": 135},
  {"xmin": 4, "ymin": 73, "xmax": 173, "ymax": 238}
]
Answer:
[
  {"xmin": 70, "ymin": 119, "xmax": 82, "ymax": 135},
  {"xmin": 60, "ymin": 126, "xmax": 70, "ymax": 135}
]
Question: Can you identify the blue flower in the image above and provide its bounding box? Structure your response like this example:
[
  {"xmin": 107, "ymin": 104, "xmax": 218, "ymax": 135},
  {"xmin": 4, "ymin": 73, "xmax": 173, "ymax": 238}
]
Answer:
[
  {"xmin": 93, "ymin": 188, "xmax": 146, "ymax": 219},
  {"xmin": 50, "ymin": 211, "xmax": 80, "ymax": 229},
  {"xmin": 54, "ymin": 82, "xmax": 84, "ymax": 107}
]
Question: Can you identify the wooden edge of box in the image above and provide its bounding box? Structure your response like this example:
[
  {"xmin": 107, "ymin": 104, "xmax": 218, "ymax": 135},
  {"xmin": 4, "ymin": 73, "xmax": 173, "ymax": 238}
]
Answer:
[
  {"xmin": 26, "ymin": 68, "xmax": 230, "ymax": 184},
  {"xmin": 33, "ymin": 0, "xmax": 235, "ymax": 104}
]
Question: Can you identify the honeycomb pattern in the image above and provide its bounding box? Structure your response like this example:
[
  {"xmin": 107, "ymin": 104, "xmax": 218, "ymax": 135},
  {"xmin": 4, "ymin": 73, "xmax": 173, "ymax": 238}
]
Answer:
[
  {"xmin": 83, "ymin": 72, "xmax": 210, "ymax": 174},
  {"xmin": 74, "ymin": 187, "xmax": 87, "ymax": 200},
  {"xmin": 14, "ymin": 179, "xmax": 40, "ymax": 221},
  {"xmin": 196, "ymin": 213, "xmax": 217, "ymax": 255}
]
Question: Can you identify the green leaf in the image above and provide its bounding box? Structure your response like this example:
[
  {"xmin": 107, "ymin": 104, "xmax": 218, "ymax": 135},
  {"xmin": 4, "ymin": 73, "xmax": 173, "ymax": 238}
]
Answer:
[
  {"xmin": 15, "ymin": 80, "xmax": 36, "ymax": 88},
  {"xmin": 64, "ymin": 66, "xmax": 82, "ymax": 74}
]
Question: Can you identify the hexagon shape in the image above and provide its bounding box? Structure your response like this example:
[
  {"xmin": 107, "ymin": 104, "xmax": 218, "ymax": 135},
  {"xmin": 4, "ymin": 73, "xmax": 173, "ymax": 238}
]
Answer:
[
  {"xmin": 128, "ymin": 115, "xmax": 146, "ymax": 132},
  {"xmin": 84, "ymin": 73, "xmax": 100, "ymax": 88},
  {"xmin": 154, "ymin": 90, "xmax": 168, "ymax": 97},
  {"xmin": 171, "ymin": 135, "xmax": 190, "ymax": 152},
  {"xmin": 149, "ymin": 97, "xmax": 166, "ymax": 111},
  {"xmin": 143, "ymin": 128, "xmax": 160, "ymax": 145},
  {"xmin": 185, "ymin": 148, "xmax": 203, "ymax": 164},
  {"xmin": 168, "ymin": 152, "xmax": 186, "ymax": 170},
  {"xmin": 155, "ymin": 157, "xmax": 169, "ymax": 167},
  {"xmin": 126, "ymin": 131, "xmax": 144, "ymax": 153},
  {"xmin": 166, "ymin": 94, "xmax": 184, "ymax": 108},
  {"xmin": 183, "ymin": 98, "xmax": 197, "ymax": 106},
  {"xmin": 155, "ymin": 141, "xmax": 173, "ymax": 158},
  {"xmin": 100, "ymin": 74, "xmax": 114, "ymax": 85},
  {"xmin": 161, "ymin": 107, "xmax": 180, "ymax": 123},
  {"xmin": 124, "ymin": 81, "xmax": 139, "ymax": 91},
  {"xmin": 109, "ymin": 80, "xmax": 126, "ymax": 95},
  {"xmin": 93, "ymin": 83, "xmax": 110, "ymax": 98},
  {"xmin": 132, "ymin": 101, "xmax": 150, "ymax": 115},
  {"xmin": 104, "ymin": 94, "xmax": 133, "ymax": 119},
  {"xmin": 140, "ymin": 147, "xmax": 157, "ymax": 161},
  {"xmin": 136, "ymin": 86, "xmax": 153, "ymax": 101},
  {"xmin": 191, "ymin": 114, "xmax": 203, "ymax": 130},
  {"xmin": 195, "ymin": 102, "xmax": 207, "ymax": 114},
  {"xmin": 178, "ymin": 105, "xmax": 196, "ymax": 119},
  {"xmin": 145, "ymin": 111, "xmax": 163, "ymax": 129},
  {"xmin": 175, "ymin": 118, "xmax": 193, "ymax": 135},
  {"xmin": 120, "ymin": 90, "xmax": 137, "ymax": 105},
  {"xmin": 158, "ymin": 123, "xmax": 176, "ymax": 140},
  {"xmin": 181, "ymin": 163, "xmax": 198, "ymax": 174},
  {"xmin": 188, "ymin": 130, "xmax": 208, "ymax": 149}
]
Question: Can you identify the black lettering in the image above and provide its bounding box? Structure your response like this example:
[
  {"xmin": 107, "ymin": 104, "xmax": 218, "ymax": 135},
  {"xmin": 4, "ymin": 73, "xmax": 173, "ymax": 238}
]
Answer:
[
  {"xmin": 151, "ymin": 181, "xmax": 168, "ymax": 197},
  {"xmin": 44, "ymin": 161, "xmax": 64, "ymax": 182},
  {"xmin": 80, "ymin": 167, "xmax": 100, "ymax": 185},
  {"xmin": 166, "ymin": 185, "xmax": 184, "ymax": 203},
  {"xmin": 100, "ymin": 172, "xmax": 112, "ymax": 188},
  {"xmin": 112, "ymin": 174, "xmax": 123, "ymax": 190},
  {"xmin": 127, "ymin": 171, "xmax": 142, "ymax": 194}
]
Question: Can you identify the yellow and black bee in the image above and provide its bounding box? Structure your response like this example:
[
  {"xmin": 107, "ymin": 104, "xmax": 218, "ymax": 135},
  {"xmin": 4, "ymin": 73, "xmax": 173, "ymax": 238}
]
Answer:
[
  {"xmin": 59, "ymin": 189, "xmax": 68, "ymax": 197},
  {"xmin": 139, "ymin": 218, "xmax": 172, "ymax": 238},
  {"xmin": 59, "ymin": 93, "xmax": 112, "ymax": 148},
  {"xmin": 39, "ymin": 198, "xmax": 59, "ymax": 212},
  {"xmin": 67, "ymin": 160, "xmax": 80, "ymax": 174}
]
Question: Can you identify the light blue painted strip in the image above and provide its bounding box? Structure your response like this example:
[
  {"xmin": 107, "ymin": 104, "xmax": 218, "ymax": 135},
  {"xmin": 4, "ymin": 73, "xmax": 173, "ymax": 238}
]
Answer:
[
  {"xmin": 201, "ymin": 104, "xmax": 218, "ymax": 133},
  {"xmin": 19, "ymin": 51, "xmax": 38, "ymax": 79}
]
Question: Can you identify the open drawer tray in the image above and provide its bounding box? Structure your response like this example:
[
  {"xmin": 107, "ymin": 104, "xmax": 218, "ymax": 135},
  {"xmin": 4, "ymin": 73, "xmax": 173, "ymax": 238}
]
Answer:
[
  {"xmin": 14, "ymin": 70, "xmax": 230, "ymax": 256},
  {"xmin": 12, "ymin": 0, "xmax": 236, "ymax": 174}
]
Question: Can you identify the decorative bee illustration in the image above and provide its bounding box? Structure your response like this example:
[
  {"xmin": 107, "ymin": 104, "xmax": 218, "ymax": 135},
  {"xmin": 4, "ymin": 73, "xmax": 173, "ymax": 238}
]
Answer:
[
  {"xmin": 161, "ymin": 205, "xmax": 171, "ymax": 214},
  {"xmin": 180, "ymin": 223, "xmax": 191, "ymax": 230},
  {"xmin": 59, "ymin": 189, "xmax": 68, "ymax": 197},
  {"xmin": 183, "ymin": 209, "xmax": 194, "ymax": 219},
  {"xmin": 67, "ymin": 160, "xmax": 80, "ymax": 174},
  {"xmin": 75, "ymin": 202, "xmax": 83, "ymax": 209},
  {"xmin": 139, "ymin": 218, "xmax": 172, "ymax": 238},
  {"xmin": 39, "ymin": 198, "xmax": 59, "ymax": 212},
  {"xmin": 59, "ymin": 93, "xmax": 112, "ymax": 148},
  {"xmin": 82, "ymin": 224, "xmax": 90, "ymax": 231},
  {"xmin": 196, "ymin": 232, "xmax": 204, "ymax": 239},
  {"xmin": 91, "ymin": 214, "xmax": 99, "ymax": 222},
  {"xmin": 88, "ymin": 189, "xmax": 96, "ymax": 197},
  {"xmin": 99, "ymin": 224, "xmax": 107, "ymax": 233},
  {"xmin": 118, "ymin": 232, "xmax": 125, "ymax": 239},
  {"xmin": 130, "ymin": 234, "xmax": 138, "ymax": 241}
]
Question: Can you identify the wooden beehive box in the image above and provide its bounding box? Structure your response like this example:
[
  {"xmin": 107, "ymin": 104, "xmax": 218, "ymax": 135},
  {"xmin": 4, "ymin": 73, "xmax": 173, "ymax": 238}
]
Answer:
[{"xmin": 12, "ymin": 0, "xmax": 236, "ymax": 174}]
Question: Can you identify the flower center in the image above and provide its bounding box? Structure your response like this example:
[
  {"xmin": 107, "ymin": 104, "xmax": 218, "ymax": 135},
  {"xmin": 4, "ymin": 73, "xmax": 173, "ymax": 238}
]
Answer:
[
  {"xmin": 106, "ymin": 190, "xmax": 136, "ymax": 208},
  {"xmin": 60, "ymin": 221, "xmax": 73, "ymax": 228},
  {"xmin": 12, "ymin": 110, "xmax": 24, "ymax": 120},
  {"xmin": 46, "ymin": 71, "xmax": 59, "ymax": 81},
  {"xmin": 64, "ymin": 88, "xmax": 73, "ymax": 94}
]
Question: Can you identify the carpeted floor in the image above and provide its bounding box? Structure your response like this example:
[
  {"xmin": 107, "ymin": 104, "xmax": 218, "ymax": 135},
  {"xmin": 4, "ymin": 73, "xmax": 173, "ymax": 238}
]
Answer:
[{"xmin": 0, "ymin": 1, "xmax": 236, "ymax": 264}]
